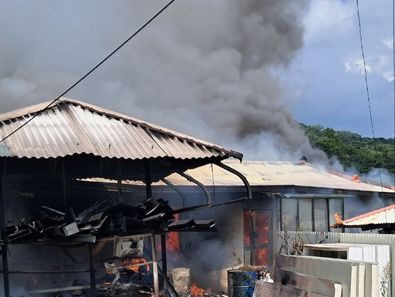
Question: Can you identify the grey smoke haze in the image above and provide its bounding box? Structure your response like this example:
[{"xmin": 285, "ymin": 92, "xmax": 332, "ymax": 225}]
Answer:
[{"xmin": 0, "ymin": 0, "xmax": 326, "ymax": 161}]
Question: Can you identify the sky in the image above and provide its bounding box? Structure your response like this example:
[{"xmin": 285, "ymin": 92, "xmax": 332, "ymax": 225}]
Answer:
[
  {"xmin": 0, "ymin": 0, "xmax": 393, "ymax": 162},
  {"xmin": 283, "ymin": 0, "xmax": 394, "ymax": 138}
]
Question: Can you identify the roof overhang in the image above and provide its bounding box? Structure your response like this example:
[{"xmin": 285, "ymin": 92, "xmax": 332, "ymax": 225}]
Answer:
[{"xmin": 0, "ymin": 98, "xmax": 243, "ymax": 181}]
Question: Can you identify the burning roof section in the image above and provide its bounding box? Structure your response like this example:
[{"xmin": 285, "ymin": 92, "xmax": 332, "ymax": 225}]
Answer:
[
  {"xmin": 159, "ymin": 160, "xmax": 394, "ymax": 194},
  {"xmin": 0, "ymin": 97, "xmax": 242, "ymax": 161},
  {"xmin": 335, "ymin": 204, "xmax": 395, "ymax": 228}
]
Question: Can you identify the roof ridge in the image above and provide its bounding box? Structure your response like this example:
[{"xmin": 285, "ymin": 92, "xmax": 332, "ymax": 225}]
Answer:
[{"xmin": 0, "ymin": 100, "xmax": 57, "ymax": 123}]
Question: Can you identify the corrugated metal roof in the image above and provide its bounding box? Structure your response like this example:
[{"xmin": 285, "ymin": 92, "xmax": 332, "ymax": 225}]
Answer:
[
  {"xmin": 155, "ymin": 160, "xmax": 395, "ymax": 193},
  {"xmin": 341, "ymin": 204, "xmax": 395, "ymax": 226},
  {"xmin": 0, "ymin": 98, "xmax": 242, "ymax": 160}
]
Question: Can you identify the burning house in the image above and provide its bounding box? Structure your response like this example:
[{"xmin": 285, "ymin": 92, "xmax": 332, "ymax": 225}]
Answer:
[
  {"xmin": 0, "ymin": 98, "xmax": 394, "ymax": 297},
  {"xmin": 93, "ymin": 160, "xmax": 394, "ymax": 292},
  {"xmin": 0, "ymin": 98, "xmax": 248, "ymax": 297}
]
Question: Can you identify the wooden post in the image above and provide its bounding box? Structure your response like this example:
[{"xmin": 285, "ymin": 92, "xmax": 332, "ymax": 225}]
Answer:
[
  {"xmin": 161, "ymin": 233, "xmax": 167, "ymax": 285},
  {"xmin": 0, "ymin": 161, "xmax": 10, "ymax": 297},
  {"xmin": 151, "ymin": 235, "xmax": 159, "ymax": 297},
  {"xmin": 88, "ymin": 244, "xmax": 97, "ymax": 297}
]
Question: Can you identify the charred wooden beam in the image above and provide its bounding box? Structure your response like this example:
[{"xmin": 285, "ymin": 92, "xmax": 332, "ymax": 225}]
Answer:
[{"xmin": 28, "ymin": 285, "xmax": 91, "ymax": 294}]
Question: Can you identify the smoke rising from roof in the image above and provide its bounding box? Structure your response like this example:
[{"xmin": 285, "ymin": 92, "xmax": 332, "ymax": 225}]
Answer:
[{"xmin": 0, "ymin": 0, "xmax": 326, "ymax": 161}]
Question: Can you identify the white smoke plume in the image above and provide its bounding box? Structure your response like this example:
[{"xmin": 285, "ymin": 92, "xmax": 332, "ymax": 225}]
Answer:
[{"xmin": 0, "ymin": 0, "xmax": 326, "ymax": 161}]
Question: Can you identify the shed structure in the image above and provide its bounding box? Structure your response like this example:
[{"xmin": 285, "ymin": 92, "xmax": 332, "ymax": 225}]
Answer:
[
  {"xmin": 0, "ymin": 98, "xmax": 243, "ymax": 297},
  {"xmin": 334, "ymin": 203, "xmax": 395, "ymax": 233}
]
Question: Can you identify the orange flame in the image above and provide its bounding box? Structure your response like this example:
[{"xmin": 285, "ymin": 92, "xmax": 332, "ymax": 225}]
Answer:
[
  {"xmin": 190, "ymin": 283, "xmax": 212, "ymax": 297},
  {"xmin": 254, "ymin": 249, "xmax": 268, "ymax": 265},
  {"xmin": 122, "ymin": 257, "xmax": 150, "ymax": 273},
  {"xmin": 166, "ymin": 231, "xmax": 180, "ymax": 253},
  {"xmin": 352, "ymin": 175, "xmax": 361, "ymax": 183},
  {"xmin": 167, "ymin": 214, "xmax": 180, "ymax": 253}
]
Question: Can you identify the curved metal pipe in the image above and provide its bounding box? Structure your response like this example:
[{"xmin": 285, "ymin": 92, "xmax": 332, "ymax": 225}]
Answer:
[
  {"xmin": 161, "ymin": 178, "xmax": 186, "ymax": 208},
  {"xmin": 173, "ymin": 162, "xmax": 252, "ymax": 214},
  {"xmin": 215, "ymin": 161, "xmax": 252, "ymax": 200},
  {"xmin": 177, "ymin": 171, "xmax": 212, "ymax": 205}
]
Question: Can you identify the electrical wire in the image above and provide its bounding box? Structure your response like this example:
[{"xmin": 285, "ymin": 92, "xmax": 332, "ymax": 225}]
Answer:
[
  {"xmin": 354, "ymin": 0, "xmax": 384, "ymax": 190},
  {"xmin": 0, "ymin": 0, "xmax": 175, "ymax": 144}
]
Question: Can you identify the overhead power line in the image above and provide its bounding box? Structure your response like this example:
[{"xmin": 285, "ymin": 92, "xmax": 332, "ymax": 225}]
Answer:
[
  {"xmin": 354, "ymin": 0, "xmax": 384, "ymax": 190},
  {"xmin": 0, "ymin": 0, "xmax": 176, "ymax": 143},
  {"xmin": 355, "ymin": 0, "xmax": 376, "ymax": 139}
]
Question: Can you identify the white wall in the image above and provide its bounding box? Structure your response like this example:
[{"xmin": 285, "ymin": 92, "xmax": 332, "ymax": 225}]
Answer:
[{"xmin": 277, "ymin": 231, "xmax": 395, "ymax": 296}]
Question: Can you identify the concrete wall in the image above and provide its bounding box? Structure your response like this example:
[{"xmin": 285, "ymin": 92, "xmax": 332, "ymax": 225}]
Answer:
[
  {"xmin": 274, "ymin": 270, "xmax": 342, "ymax": 297},
  {"xmin": 278, "ymin": 231, "xmax": 395, "ymax": 296},
  {"xmin": 254, "ymin": 281, "xmax": 308, "ymax": 297},
  {"xmin": 276, "ymin": 255, "xmax": 363, "ymax": 297}
]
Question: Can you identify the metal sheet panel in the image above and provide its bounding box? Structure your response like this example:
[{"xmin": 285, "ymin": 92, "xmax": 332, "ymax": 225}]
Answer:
[
  {"xmin": 342, "ymin": 204, "xmax": 395, "ymax": 226},
  {"xmin": 159, "ymin": 160, "xmax": 395, "ymax": 193},
  {"xmin": 0, "ymin": 98, "xmax": 242, "ymax": 160}
]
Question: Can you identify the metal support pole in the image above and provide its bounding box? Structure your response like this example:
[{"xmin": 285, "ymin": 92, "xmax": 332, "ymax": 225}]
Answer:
[
  {"xmin": 88, "ymin": 244, "xmax": 97, "ymax": 297},
  {"xmin": 0, "ymin": 162, "xmax": 10, "ymax": 297},
  {"xmin": 145, "ymin": 160, "xmax": 152, "ymax": 198},
  {"xmin": 61, "ymin": 160, "xmax": 70, "ymax": 216},
  {"xmin": 160, "ymin": 233, "xmax": 167, "ymax": 285},
  {"xmin": 117, "ymin": 160, "xmax": 123, "ymax": 204},
  {"xmin": 249, "ymin": 210, "xmax": 256, "ymax": 266},
  {"xmin": 151, "ymin": 235, "xmax": 160, "ymax": 297}
]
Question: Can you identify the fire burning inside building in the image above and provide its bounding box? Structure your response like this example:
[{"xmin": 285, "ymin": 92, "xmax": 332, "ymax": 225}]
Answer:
[
  {"xmin": 0, "ymin": 99, "xmax": 394, "ymax": 297},
  {"xmin": 0, "ymin": 98, "xmax": 247, "ymax": 297}
]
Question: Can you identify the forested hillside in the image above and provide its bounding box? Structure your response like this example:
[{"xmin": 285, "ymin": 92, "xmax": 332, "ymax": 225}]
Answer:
[{"xmin": 302, "ymin": 124, "xmax": 395, "ymax": 175}]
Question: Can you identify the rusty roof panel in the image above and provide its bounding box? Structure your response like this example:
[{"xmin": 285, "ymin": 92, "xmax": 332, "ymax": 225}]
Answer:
[{"xmin": 0, "ymin": 98, "xmax": 242, "ymax": 161}]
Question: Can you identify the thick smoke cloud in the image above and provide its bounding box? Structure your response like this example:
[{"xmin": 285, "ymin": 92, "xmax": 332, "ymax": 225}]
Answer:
[{"xmin": 0, "ymin": 0, "xmax": 326, "ymax": 161}]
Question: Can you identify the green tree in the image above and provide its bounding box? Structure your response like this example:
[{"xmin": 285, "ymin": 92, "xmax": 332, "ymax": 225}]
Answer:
[{"xmin": 301, "ymin": 124, "xmax": 395, "ymax": 175}]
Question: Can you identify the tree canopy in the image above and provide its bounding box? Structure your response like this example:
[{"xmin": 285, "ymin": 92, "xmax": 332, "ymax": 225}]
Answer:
[{"xmin": 301, "ymin": 124, "xmax": 395, "ymax": 175}]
